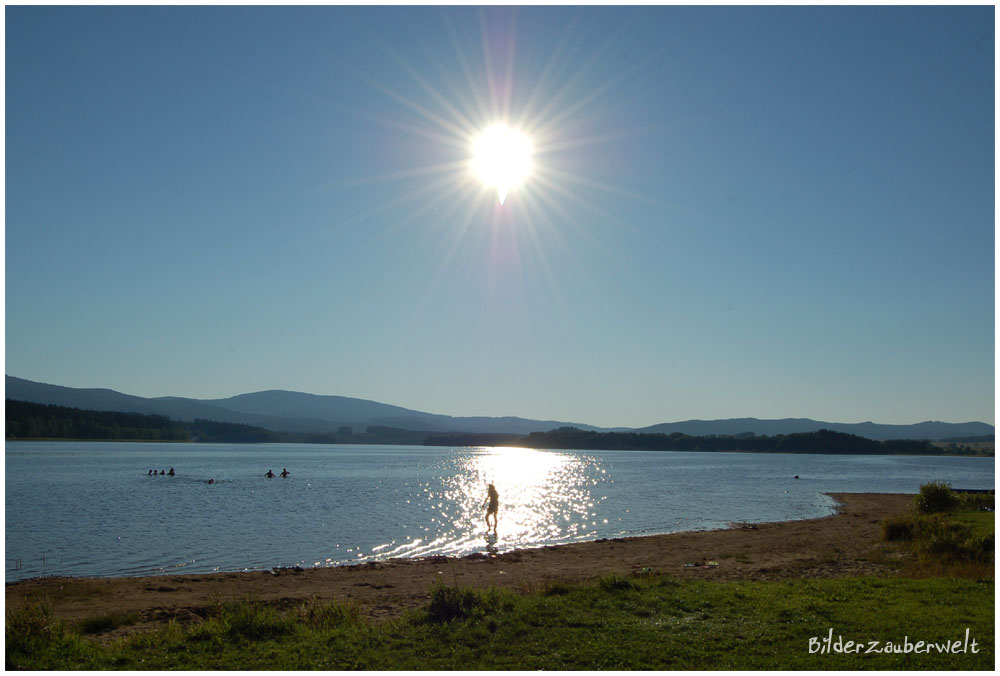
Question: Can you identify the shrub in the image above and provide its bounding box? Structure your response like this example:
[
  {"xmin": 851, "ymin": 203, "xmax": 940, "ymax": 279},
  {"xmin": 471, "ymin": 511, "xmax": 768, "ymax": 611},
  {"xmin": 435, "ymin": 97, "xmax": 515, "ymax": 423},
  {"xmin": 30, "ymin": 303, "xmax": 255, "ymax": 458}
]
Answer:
[
  {"xmin": 5, "ymin": 602, "xmax": 89, "ymax": 669},
  {"xmin": 881, "ymin": 515, "xmax": 917, "ymax": 541},
  {"xmin": 916, "ymin": 521, "xmax": 970, "ymax": 559},
  {"xmin": 599, "ymin": 573, "xmax": 639, "ymax": 592},
  {"xmin": 956, "ymin": 492, "xmax": 995, "ymax": 512},
  {"xmin": 76, "ymin": 611, "xmax": 138, "ymax": 635},
  {"xmin": 965, "ymin": 532, "xmax": 995, "ymax": 561},
  {"xmin": 425, "ymin": 585, "xmax": 512, "ymax": 623},
  {"xmin": 295, "ymin": 599, "xmax": 360, "ymax": 632},
  {"xmin": 915, "ymin": 481, "xmax": 958, "ymax": 514},
  {"xmin": 6, "ymin": 602, "xmax": 58, "ymax": 661},
  {"xmin": 542, "ymin": 582, "xmax": 573, "ymax": 596},
  {"xmin": 207, "ymin": 601, "xmax": 294, "ymax": 642}
]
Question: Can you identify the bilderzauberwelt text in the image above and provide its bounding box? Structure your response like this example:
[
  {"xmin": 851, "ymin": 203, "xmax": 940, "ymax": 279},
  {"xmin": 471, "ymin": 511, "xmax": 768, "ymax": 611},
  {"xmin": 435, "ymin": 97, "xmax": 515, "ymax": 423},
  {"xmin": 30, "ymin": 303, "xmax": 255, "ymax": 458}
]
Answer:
[{"xmin": 808, "ymin": 628, "xmax": 980, "ymax": 655}]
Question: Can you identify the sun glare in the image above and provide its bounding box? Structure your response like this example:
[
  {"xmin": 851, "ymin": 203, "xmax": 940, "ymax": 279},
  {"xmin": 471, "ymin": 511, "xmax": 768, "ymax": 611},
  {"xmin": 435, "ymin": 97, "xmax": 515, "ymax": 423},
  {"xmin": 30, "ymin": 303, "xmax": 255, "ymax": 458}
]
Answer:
[{"xmin": 470, "ymin": 123, "xmax": 533, "ymax": 205}]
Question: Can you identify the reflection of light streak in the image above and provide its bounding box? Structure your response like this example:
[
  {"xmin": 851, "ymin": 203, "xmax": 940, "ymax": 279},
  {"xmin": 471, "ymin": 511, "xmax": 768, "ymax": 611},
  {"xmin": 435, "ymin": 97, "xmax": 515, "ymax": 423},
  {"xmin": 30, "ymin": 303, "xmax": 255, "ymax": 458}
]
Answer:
[{"xmin": 356, "ymin": 447, "xmax": 609, "ymax": 564}]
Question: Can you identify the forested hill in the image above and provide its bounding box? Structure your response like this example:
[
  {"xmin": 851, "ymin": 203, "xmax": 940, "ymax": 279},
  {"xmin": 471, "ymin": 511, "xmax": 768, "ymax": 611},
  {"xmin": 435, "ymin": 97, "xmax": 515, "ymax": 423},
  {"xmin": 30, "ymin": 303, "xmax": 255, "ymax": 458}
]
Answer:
[
  {"xmin": 4, "ymin": 400, "xmax": 424, "ymax": 445},
  {"xmin": 425, "ymin": 427, "xmax": 994, "ymax": 456},
  {"xmin": 5, "ymin": 400, "xmax": 279, "ymax": 442},
  {"xmin": 6, "ymin": 400, "xmax": 993, "ymax": 455}
]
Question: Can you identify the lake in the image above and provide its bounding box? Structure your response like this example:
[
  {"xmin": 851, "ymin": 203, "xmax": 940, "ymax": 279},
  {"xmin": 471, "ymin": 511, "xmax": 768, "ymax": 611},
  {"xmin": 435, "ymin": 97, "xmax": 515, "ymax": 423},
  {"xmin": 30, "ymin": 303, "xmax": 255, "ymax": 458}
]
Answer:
[{"xmin": 4, "ymin": 442, "xmax": 994, "ymax": 581}]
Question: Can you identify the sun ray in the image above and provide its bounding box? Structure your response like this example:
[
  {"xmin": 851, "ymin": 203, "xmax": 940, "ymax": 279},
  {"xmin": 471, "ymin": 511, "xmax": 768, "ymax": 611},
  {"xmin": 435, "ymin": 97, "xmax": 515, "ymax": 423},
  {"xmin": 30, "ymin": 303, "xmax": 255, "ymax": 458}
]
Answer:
[
  {"xmin": 539, "ymin": 49, "xmax": 663, "ymax": 138},
  {"xmin": 529, "ymin": 21, "xmax": 631, "ymax": 133},
  {"xmin": 366, "ymin": 190, "xmax": 489, "ymax": 385},
  {"xmin": 537, "ymin": 163, "xmax": 674, "ymax": 213},
  {"xmin": 515, "ymin": 12, "xmax": 582, "ymax": 129},
  {"xmin": 504, "ymin": 188, "xmax": 616, "ymax": 385},
  {"xmin": 533, "ymin": 125, "xmax": 659, "ymax": 155},
  {"xmin": 373, "ymin": 36, "xmax": 481, "ymax": 138},
  {"xmin": 520, "ymin": 185, "xmax": 629, "ymax": 326},
  {"xmin": 478, "ymin": 8, "xmax": 501, "ymax": 120},
  {"xmin": 335, "ymin": 105, "xmax": 471, "ymax": 153},
  {"xmin": 298, "ymin": 158, "xmax": 467, "ymax": 201},
  {"xmin": 520, "ymin": 174, "xmax": 606, "ymax": 253},
  {"xmin": 500, "ymin": 8, "xmax": 518, "ymax": 124},
  {"xmin": 523, "ymin": 172, "xmax": 665, "ymax": 331},
  {"xmin": 441, "ymin": 9, "xmax": 493, "ymax": 128},
  {"xmin": 336, "ymin": 57, "xmax": 471, "ymax": 141},
  {"xmin": 361, "ymin": 180, "xmax": 476, "ymax": 256},
  {"xmin": 427, "ymin": 39, "xmax": 487, "ymax": 134},
  {"xmin": 401, "ymin": 187, "xmax": 489, "ymax": 322},
  {"xmin": 350, "ymin": 170, "xmax": 471, "ymax": 232},
  {"xmin": 529, "ymin": 168, "xmax": 625, "ymax": 236},
  {"xmin": 336, "ymin": 160, "xmax": 470, "ymax": 189}
]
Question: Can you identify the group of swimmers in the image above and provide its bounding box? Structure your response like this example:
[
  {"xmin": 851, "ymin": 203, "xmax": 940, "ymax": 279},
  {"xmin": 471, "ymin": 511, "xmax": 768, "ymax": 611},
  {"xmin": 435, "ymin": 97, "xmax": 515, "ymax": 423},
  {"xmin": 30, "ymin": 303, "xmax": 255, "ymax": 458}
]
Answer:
[{"xmin": 145, "ymin": 467, "xmax": 292, "ymax": 481}]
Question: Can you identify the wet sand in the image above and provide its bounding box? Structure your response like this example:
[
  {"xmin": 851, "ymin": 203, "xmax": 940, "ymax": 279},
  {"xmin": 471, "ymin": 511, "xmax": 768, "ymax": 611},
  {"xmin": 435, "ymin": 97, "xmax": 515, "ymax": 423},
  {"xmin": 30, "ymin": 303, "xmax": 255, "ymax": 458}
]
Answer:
[{"xmin": 5, "ymin": 493, "xmax": 914, "ymax": 638}]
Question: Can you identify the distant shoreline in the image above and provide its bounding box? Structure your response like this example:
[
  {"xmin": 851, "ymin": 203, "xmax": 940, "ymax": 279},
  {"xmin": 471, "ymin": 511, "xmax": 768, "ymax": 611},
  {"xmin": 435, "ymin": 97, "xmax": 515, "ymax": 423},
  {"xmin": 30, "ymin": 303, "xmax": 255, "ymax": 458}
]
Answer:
[{"xmin": 5, "ymin": 436, "xmax": 994, "ymax": 457}]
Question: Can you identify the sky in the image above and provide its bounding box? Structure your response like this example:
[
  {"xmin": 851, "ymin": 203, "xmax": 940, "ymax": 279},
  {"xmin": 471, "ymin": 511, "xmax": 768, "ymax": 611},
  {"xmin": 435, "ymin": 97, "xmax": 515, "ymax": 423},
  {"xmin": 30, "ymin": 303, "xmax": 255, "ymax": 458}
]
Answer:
[{"xmin": 4, "ymin": 5, "xmax": 996, "ymax": 428}]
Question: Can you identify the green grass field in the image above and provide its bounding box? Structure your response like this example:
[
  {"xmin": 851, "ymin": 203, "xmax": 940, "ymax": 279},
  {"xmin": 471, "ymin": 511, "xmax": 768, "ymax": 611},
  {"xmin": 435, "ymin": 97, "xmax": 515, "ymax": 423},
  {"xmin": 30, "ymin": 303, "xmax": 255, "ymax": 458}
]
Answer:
[{"xmin": 6, "ymin": 574, "xmax": 993, "ymax": 670}]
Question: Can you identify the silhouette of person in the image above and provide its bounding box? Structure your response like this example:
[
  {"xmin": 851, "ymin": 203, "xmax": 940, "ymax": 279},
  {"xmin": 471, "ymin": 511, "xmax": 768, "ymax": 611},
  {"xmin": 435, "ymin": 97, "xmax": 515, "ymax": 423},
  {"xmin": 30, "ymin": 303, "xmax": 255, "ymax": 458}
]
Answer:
[
  {"xmin": 159, "ymin": 469, "xmax": 165, "ymax": 476},
  {"xmin": 265, "ymin": 469, "xmax": 275, "ymax": 478},
  {"xmin": 148, "ymin": 469, "xmax": 153, "ymax": 476},
  {"xmin": 279, "ymin": 468, "xmax": 289, "ymax": 477},
  {"xmin": 484, "ymin": 482, "xmax": 499, "ymax": 534},
  {"xmin": 167, "ymin": 468, "xmax": 175, "ymax": 476}
]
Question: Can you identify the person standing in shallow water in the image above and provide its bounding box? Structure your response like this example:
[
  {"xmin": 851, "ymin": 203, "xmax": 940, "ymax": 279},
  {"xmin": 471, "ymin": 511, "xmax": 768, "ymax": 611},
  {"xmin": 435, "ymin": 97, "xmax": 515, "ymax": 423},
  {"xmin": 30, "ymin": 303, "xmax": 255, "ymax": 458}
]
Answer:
[{"xmin": 484, "ymin": 482, "xmax": 499, "ymax": 534}]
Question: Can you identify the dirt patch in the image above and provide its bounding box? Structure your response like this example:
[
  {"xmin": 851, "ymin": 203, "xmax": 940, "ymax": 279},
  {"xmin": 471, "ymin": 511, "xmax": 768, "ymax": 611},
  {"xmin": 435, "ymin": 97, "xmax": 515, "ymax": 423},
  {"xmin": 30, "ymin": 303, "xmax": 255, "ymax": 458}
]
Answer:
[{"xmin": 6, "ymin": 493, "xmax": 914, "ymax": 638}]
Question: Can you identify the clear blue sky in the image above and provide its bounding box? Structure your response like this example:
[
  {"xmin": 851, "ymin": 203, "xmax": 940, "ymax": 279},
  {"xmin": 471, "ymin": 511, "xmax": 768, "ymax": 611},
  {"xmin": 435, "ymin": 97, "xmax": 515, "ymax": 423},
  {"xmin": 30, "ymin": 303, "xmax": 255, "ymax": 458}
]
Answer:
[{"xmin": 5, "ymin": 5, "xmax": 995, "ymax": 427}]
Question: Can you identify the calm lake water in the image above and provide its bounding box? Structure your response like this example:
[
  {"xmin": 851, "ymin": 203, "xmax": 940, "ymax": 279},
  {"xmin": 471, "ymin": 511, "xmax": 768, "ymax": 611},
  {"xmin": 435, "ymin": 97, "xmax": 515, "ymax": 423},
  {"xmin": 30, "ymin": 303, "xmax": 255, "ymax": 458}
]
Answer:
[{"xmin": 4, "ymin": 442, "xmax": 994, "ymax": 581}]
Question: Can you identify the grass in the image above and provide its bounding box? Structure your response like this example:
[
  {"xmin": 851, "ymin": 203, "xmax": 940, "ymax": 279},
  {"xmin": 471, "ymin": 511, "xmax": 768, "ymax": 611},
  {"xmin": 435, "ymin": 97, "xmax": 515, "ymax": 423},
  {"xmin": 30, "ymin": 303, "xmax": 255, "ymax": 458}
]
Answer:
[
  {"xmin": 75, "ymin": 611, "xmax": 140, "ymax": 636},
  {"xmin": 6, "ymin": 575, "xmax": 993, "ymax": 670}
]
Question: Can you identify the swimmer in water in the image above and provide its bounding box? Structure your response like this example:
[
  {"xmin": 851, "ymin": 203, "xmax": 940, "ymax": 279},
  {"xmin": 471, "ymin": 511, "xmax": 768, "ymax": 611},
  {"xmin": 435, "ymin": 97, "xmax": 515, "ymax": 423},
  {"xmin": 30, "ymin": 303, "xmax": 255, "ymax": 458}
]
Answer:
[
  {"xmin": 280, "ymin": 468, "xmax": 289, "ymax": 477},
  {"xmin": 265, "ymin": 469, "xmax": 275, "ymax": 478}
]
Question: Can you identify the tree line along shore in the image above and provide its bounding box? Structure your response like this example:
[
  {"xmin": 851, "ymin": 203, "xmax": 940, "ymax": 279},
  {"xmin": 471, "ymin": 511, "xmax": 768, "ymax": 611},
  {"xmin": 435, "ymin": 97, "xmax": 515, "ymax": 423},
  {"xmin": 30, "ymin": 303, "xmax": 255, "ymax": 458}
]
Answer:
[{"xmin": 4, "ymin": 399, "xmax": 993, "ymax": 455}]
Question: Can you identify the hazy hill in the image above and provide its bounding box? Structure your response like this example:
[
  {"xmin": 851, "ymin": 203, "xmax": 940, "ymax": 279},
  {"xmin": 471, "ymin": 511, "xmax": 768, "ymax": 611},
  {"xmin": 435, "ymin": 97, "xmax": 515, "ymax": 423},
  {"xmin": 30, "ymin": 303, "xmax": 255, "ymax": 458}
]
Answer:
[
  {"xmin": 5, "ymin": 376, "xmax": 606, "ymax": 435},
  {"xmin": 636, "ymin": 417, "xmax": 995, "ymax": 442},
  {"xmin": 204, "ymin": 390, "xmax": 609, "ymax": 434},
  {"xmin": 6, "ymin": 376, "xmax": 993, "ymax": 441}
]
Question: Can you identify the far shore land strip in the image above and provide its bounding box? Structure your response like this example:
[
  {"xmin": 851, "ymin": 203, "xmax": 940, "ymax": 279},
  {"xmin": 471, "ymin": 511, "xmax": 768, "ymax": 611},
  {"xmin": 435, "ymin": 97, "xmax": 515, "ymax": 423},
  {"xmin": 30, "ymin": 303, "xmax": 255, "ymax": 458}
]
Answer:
[{"xmin": 7, "ymin": 493, "xmax": 925, "ymax": 634}]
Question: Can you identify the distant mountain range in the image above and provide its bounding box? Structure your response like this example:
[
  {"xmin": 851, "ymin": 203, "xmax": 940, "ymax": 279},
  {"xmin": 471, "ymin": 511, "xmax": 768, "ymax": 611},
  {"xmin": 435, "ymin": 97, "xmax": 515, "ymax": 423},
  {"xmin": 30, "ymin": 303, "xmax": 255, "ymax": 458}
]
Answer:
[
  {"xmin": 5, "ymin": 375, "xmax": 994, "ymax": 442},
  {"xmin": 4, "ymin": 376, "xmax": 608, "ymax": 436},
  {"xmin": 634, "ymin": 418, "xmax": 995, "ymax": 442}
]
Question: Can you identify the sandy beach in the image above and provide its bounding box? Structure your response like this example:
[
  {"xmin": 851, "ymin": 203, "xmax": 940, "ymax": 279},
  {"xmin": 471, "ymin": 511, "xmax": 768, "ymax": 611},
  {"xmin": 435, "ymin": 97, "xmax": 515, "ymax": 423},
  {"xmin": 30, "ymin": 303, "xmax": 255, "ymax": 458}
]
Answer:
[{"xmin": 5, "ymin": 493, "xmax": 914, "ymax": 639}]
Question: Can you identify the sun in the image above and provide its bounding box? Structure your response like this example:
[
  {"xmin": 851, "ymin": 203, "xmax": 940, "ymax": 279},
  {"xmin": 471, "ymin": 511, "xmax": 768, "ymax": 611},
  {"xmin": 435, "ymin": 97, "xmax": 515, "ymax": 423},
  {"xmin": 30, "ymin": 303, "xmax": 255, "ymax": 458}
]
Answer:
[{"xmin": 470, "ymin": 123, "xmax": 533, "ymax": 205}]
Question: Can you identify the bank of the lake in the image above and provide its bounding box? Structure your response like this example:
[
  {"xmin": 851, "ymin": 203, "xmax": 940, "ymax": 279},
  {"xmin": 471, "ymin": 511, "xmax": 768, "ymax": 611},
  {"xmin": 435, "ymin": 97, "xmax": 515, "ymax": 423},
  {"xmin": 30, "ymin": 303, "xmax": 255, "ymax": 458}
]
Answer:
[
  {"xmin": 0, "ymin": 493, "xmax": 926, "ymax": 625},
  {"xmin": 6, "ymin": 494, "xmax": 994, "ymax": 670}
]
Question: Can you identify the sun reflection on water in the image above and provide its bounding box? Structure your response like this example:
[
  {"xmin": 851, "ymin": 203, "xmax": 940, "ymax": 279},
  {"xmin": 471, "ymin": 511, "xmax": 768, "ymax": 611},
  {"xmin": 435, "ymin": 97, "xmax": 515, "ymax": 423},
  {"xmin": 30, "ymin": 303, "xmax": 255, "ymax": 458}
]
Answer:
[{"xmin": 360, "ymin": 447, "xmax": 607, "ymax": 562}]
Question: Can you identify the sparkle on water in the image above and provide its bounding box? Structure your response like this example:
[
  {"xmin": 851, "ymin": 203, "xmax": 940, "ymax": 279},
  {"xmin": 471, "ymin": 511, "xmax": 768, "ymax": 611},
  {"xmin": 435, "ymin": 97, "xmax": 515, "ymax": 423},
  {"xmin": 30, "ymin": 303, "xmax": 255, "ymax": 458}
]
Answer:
[{"xmin": 364, "ymin": 446, "xmax": 603, "ymax": 560}]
